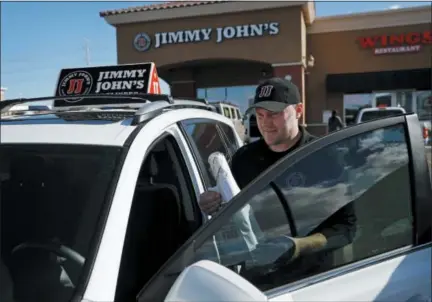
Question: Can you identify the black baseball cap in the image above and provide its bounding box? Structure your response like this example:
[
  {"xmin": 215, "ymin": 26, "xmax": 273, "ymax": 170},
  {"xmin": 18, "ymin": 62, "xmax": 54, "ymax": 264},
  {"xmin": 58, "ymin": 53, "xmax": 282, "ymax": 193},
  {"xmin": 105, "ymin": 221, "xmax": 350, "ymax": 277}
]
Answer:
[{"xmin": 246, "ymin": 77, "xmax": 301, "ymax": 114}]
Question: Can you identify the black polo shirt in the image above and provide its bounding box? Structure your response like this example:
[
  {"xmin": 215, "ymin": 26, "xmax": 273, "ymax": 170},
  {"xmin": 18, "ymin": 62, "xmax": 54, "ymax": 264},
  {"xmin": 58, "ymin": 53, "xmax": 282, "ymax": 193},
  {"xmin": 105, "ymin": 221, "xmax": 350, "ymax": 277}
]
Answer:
[{"xmin": 231, "ymin": 126, "xmax": 315, "ymax": 190}]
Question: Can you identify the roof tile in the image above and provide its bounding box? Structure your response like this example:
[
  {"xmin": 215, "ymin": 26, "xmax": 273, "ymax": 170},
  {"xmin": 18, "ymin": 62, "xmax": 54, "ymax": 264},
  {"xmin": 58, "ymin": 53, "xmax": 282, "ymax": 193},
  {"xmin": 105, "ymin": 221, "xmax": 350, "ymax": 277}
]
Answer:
[{"xmin": 99, "ymin": 1, "xmax": 227, "ymax": 17}]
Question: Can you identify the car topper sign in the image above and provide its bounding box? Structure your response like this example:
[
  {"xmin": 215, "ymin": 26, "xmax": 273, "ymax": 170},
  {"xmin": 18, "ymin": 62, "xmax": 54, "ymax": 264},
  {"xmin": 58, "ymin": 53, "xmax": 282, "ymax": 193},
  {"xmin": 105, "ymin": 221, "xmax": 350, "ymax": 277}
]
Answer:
[{"xmin": 54, "ymin": 62, "xmax": 161, "ymax": 106}]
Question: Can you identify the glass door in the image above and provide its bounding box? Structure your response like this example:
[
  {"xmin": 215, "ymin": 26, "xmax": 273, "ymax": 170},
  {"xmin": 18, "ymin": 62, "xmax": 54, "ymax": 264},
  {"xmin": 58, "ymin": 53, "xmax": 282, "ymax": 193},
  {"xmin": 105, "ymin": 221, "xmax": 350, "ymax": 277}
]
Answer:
[
  {"xmin": 395, "ymin": 91, "xmax": 415, "ymax": 113},
  {"xmin": 372, "ymin": 91, "xmax": 415, "ymax": 113},
  {"xmin": 372, "ymin": 92, "xmax": 395, "ymax": 107},
  {"xmin": 415, "ymin": 90, "xmax": 432, "ymax": 122}
]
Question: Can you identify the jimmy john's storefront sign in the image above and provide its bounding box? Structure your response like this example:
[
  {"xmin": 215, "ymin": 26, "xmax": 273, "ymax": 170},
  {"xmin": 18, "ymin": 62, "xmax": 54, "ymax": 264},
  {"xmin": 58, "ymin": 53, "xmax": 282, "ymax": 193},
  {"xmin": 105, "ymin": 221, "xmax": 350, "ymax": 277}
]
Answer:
[
  {"xmin": 357, "ymin": 30, "xmax": 432, "ymax": 55},
  {"xmin": 134, "ymin": 22, "xmax": 280, "ymax": 51}
]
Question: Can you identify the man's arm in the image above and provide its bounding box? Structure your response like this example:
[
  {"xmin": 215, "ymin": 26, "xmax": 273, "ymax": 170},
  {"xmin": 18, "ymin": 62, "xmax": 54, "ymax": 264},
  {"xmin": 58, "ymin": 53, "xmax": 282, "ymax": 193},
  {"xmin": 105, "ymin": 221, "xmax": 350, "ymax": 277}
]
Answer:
[
  {"xmin": 337, "ymin": 116, "xmax": 345, "ymax": 128},
  {"xmin": 294, "ymin": 203, "xmax": 357, "ymax": 256},
  {"xmin": 292, "ymin": 151, "xmax": 356, "ymax": 256}
]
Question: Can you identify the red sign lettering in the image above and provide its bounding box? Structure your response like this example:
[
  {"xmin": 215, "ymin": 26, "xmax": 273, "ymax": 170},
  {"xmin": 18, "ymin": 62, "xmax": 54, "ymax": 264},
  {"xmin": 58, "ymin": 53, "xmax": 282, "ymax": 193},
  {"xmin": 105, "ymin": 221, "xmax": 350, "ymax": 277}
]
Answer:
[
  {"xmin": 67, "ymin": 79, "xmax": 84, "ymax": 94},
  {"xmin": 358, "ymin": 30, "xmax": 432, "ymax": 48}
]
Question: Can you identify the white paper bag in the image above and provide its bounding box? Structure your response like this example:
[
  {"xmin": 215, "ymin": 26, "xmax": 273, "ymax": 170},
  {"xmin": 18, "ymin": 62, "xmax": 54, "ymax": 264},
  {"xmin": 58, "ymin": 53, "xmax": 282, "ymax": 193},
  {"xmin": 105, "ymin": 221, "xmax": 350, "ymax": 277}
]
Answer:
[{"xmin": 207, "ymin": 152, "xmax": 259, "ymax": 250}]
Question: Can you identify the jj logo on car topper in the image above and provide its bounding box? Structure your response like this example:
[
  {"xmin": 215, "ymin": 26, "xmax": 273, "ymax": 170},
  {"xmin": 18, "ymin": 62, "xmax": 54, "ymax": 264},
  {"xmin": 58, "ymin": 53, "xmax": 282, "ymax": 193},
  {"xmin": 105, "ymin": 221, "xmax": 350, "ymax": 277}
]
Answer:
[{"xmin": 58, "ymin": 71, "xmax": 93, "ymax": 103}]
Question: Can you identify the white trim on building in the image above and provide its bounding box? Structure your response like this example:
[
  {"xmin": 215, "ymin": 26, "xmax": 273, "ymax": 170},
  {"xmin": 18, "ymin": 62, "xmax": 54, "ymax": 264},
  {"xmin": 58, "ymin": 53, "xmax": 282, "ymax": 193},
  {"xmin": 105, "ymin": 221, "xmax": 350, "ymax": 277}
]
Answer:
[
  {"xmin": 102, "ymin": 1, "xmax": 315, "ymax": 26},
  {"xmin": 308, "ymin": 5, "xmax": 431, "ymax": 34}
]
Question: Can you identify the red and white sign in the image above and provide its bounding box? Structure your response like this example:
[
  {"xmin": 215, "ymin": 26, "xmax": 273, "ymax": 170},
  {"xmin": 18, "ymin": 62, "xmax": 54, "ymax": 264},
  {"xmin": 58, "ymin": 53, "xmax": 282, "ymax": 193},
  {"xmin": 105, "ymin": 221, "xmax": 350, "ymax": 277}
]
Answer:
[
  {"xmin": 54, "ymin": 62, "xmax": 162, "ymax": 107},
  {"xmin": 148, "ymin": 63, "xmax": 161, "ymax": 94},
  {"xmin": 357, "ymin": 30, "xmax": 432, "ymax": 55}
]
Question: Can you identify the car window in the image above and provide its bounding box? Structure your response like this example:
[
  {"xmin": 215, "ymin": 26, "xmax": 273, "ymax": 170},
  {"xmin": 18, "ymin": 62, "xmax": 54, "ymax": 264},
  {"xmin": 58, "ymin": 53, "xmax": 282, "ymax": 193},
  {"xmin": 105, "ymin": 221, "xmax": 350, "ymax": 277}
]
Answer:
[
  {"xmin": 115, "ymin": 135, "xmax": 201, "ymax": 302},
  {"xmin": 193, "ymin": 124, "xmax": 413, "ymax": 291},
  {"xmin": 0, "ymin": 144, "xmax": 122, "ymax": 302},
  {"xmin": 230, "ymin": 108, "xmax": 236, "ymax": 119},
  {"xmin": 236, "ymin": 109, "xmax": 241, "ymax": 120},
  {"xmin": 181, "ymin": 119, "xmax": 231, "ymax": 187},
  {"xmin": 218, "ymin": 123, "xmax": 239, "ymax": 157},
  {"xmin": 223, "ymin": 107, "xmax": 231, "ymax": 119}
]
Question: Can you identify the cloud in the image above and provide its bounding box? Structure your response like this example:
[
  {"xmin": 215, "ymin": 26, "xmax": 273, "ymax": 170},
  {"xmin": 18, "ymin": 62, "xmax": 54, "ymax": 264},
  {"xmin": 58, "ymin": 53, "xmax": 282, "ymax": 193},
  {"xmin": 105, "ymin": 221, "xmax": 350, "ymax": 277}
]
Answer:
[
  {"xmin": 388, "ymin": 5, "xmax": 401, "ymax": 10},
  {"xmin": 198, "ymin": 129, "xmax": 412, "ymax": 263},
  {"xmin": 237, "ymin": 130, "xmax": 409, "ymax": 237}
]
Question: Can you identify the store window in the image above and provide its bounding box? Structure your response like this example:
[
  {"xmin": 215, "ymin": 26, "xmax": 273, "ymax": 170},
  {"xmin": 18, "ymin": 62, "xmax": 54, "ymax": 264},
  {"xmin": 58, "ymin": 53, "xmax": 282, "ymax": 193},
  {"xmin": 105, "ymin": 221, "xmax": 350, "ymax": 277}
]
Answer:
[
  {"xmin": 416, "ymin": 91, "xmax": 432, "ymax": 122},
  {"xmin": 395, "ymin": 91, "xmax": 414, "ymax": 114},
  {"xmin": 344, "ymin": 91, "xmax": 427, "ymax": 125},
  {"xmin": 197, "ymin": 85, "xmax": 256, "ymax": 115},
  {"xmin": 343, "ymin": 93, "xmax": 373, "ymax": 125}
]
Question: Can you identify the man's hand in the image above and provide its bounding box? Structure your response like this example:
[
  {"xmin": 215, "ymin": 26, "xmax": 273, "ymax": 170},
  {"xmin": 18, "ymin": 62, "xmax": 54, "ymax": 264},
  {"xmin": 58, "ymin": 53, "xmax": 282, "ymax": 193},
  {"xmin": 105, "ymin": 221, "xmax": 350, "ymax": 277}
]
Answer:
[
  {"xmin": 199, "ymin": 191, "xmax": 222, "ymax": 215},
  {"xmin": 291, "ymin": 233, "xmax": 328, "ymax": 259}
]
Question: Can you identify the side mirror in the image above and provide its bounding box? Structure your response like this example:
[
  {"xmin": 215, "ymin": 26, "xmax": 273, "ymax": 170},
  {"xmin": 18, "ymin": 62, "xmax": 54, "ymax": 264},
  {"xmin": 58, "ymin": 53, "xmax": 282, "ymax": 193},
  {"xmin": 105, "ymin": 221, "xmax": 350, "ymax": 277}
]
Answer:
[{"xmin": 165, "ymin": 260, "xmax": 268, "ymax": 302}]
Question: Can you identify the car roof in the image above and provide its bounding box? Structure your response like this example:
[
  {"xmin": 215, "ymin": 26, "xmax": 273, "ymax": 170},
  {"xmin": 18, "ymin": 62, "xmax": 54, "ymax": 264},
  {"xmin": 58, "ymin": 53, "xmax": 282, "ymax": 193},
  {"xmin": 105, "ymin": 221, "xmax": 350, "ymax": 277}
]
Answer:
[
  {"xmin": 0, "ymin": 94, "xmax": 219, "ymax": 146},
  {"xmin": 359, "ymin": 107, "xmax": 406, "ymax": 112},
  {"xmin": 209, "ymin": 101, "xmax": 240, "ymax": 108},
  {"xmin": 1, "ymin": 111, "xmax": 137, "ymax": 146}
]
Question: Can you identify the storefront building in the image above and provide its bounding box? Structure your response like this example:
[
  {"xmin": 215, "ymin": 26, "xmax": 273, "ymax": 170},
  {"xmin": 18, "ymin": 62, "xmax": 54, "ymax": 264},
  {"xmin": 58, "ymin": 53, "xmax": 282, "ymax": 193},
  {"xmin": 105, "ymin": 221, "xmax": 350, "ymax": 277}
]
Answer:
[{"xmin": 100, "ymin": 1, "xmax": 431, "ymax": 136}]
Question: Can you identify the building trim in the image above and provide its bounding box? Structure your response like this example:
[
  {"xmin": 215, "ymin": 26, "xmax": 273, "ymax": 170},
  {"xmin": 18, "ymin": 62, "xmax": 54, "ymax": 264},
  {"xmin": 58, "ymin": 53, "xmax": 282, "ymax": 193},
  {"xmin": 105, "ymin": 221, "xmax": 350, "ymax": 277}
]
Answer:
[
  {"xmin": 170, "ymin": 80, "xmax": 196, "ymax": 84},
  {"xmin": 306, "ymin": 123, "xmax": 327, "ymax": 127},
  {"xmin": 308, "ymin": 5, "xmax": 431, "ymax": 34},
  {"xmin": 103, "ymin": 1, "xmax": 314, "ymax": 26},
  {"xmin": 272, "ymin": 61, "xmax": 306, "ymax": 68}
]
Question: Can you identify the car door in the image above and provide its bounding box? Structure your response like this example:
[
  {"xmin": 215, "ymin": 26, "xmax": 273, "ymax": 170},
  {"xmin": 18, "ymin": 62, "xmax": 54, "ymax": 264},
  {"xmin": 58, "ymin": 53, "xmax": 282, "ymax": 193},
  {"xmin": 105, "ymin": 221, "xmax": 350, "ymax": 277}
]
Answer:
[{"xmin": 136, "ymin": 114, "xmax": 431, "ymax": 302}]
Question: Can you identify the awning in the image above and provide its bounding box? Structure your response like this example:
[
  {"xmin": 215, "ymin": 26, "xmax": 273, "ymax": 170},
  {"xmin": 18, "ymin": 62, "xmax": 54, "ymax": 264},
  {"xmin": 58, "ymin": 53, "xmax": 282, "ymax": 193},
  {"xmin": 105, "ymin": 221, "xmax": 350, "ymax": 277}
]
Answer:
[{"xmin": 326, "ymin": 68, "xmax": 431, "ymax": 94}]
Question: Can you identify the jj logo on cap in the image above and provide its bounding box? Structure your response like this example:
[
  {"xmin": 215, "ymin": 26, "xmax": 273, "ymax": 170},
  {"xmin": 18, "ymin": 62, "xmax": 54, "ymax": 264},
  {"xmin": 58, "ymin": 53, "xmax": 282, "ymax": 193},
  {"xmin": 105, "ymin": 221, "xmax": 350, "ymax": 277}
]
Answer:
[{"xmin": 258, "ymin": 85, "xmax": 274, "ymax": 98}]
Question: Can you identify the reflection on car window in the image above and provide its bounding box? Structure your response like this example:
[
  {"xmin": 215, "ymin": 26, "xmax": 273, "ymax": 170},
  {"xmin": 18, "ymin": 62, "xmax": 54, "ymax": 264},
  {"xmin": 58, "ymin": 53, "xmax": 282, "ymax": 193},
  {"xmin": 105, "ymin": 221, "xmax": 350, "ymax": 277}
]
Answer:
[
  {"xmin": 218, "ymin": 123, "xmax": 239, "ymax": 156},
  {"xmin": 194, "ymin": 124, "xmax": 413, "ymax": 291},
  {"xmin": 0, "ymin": 144, "xmax": 121, "ymax": 302},
  {"xmin": 182, "ymin": 119, "xmax": 230, "ymax": 187}
]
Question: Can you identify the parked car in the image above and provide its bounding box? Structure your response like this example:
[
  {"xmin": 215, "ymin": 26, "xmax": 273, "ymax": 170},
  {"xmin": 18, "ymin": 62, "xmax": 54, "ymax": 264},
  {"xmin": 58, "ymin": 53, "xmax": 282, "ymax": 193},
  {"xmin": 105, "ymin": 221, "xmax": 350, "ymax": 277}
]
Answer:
[
  {"xmin": 1, "ymin": 93, "xmax": 430, "ymax": 302},
  {"xmin": 209, "ymin": 101, "xmax": 245, "ymax": 142},
  {"xmin": 244, "ymin": 113, "xmax": 262, "ymax": 144},
  {"xmin": 354, "ymin": 106, "xmax": 406, "ymax": 124},
  {"xmin": 355, "ymin": 106, "xmax": 430, "ymax": 145}
]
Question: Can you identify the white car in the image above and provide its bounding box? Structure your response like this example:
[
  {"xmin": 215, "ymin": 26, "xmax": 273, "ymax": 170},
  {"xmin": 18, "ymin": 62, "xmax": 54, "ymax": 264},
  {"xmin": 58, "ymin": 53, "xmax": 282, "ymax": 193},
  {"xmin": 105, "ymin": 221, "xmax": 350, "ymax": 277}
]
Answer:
[
  {"xmin": 0, "ymin": 95, "xmax": 431, "ymax": 302},
  {"xmin": 355, "ymin": 106, "xmax": 406, "ymax": 124},
  {"xmin": 244, "ymin": 113, "xmax": 262, "ymax": 144},
  {"xmin": 355, "ymin": 106, "xmax": 431, "ymax": 146},
  {"xmin": 209, "ymin": 101, "xmax": 246, "ymax": 142}
]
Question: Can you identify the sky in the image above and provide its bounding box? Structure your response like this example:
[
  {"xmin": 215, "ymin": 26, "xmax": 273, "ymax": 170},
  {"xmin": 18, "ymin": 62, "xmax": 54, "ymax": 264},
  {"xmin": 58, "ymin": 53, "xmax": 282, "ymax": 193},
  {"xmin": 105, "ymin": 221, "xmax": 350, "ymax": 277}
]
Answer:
[{"xmin": 0, "ymin": 1, "xmax": 429, "ymax": 100}]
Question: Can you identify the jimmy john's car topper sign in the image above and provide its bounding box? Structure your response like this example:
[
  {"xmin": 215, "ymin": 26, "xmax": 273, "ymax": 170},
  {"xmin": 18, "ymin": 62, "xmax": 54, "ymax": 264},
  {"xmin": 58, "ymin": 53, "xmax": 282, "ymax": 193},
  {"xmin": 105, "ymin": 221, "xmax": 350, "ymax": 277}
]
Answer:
[
  {"xmin": 134, "ymin": 21, "xmax": 280, "ymax": 51},
  {"xmin": 54, "ymin": 63, "xmax": 161, "ymax": 106}
]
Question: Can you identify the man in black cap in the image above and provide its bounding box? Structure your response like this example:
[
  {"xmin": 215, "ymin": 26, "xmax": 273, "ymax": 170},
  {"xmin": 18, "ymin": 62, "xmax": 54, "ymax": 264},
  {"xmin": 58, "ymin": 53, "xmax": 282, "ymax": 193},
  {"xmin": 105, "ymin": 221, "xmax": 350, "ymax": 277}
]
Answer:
[
  {"xmin": 199, "ymin": 77, "xmax": 356, "ymax": 262},
  {"xmin": 200, "ymin": 77, "xmax": 314, "ymax": 208}
]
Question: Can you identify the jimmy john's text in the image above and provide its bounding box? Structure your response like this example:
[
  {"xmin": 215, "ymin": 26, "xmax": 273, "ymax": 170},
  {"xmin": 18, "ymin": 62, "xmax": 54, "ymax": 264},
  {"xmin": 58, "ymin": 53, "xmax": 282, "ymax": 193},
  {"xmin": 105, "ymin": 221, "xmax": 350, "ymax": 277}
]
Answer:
[{"xmin": 154, "ymin": 22, "xmax": 279, "ymax": 48}]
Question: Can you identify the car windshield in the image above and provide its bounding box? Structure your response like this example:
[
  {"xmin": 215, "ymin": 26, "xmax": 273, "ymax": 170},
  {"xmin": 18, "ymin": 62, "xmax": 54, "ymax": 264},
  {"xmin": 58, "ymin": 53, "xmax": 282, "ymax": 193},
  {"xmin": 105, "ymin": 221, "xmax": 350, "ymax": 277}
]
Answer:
[
  {"xmin": 0, "ymin": 144, "xmax": 122, "ymax": 302},
  {"xmin": 360, "ymin": 109, "xmax": 404, "ymax": 122}
]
